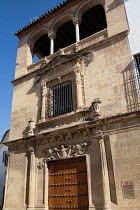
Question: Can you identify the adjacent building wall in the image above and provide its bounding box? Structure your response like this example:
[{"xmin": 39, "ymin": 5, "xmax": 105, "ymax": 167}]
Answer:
[
  {"xmin": 0, "ymin": 130, "xmax": 9, "ymax": 210},
  {"xmin": 124, "ymin": 0, "xmax": 140, "ymax": 55}
]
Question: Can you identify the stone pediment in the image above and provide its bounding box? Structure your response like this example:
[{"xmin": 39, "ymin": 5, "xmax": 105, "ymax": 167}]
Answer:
[{"xmin": 37, "ymin": 53, "xmax": 83, "ymax": 76}]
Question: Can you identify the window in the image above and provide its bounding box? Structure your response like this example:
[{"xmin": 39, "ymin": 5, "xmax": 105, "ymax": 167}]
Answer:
[
  {"xmin": 48, "ymin": 81, "xmax": 73, "ymax": 117},
  {"xmin": 133, "ymin": 53, "xmax": 140, "ymax": 89},
  {"xmin": 3, "ymin": 151, "xmax": 8, "ymax": 166}
]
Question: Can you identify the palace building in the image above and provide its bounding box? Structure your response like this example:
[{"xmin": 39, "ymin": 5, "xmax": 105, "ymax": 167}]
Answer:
[{"xmin": 3, "ymin": 0, "xmax": 140, "ymax": 210}]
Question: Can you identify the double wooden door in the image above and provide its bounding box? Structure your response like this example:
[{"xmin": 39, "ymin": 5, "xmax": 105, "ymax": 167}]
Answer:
[{"xmin": 48, "ymin": 156, "xmax": 89, "ymax": 210}]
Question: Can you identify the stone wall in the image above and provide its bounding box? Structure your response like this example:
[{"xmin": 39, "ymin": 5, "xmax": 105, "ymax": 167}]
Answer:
[{"xmin": 4, "ymin": 112, "xmax": 140, "ymax": 210}]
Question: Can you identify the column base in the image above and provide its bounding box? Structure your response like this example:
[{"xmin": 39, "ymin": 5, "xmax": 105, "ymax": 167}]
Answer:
[
  {"xmin": 27, "ymin": 207, "xmax": 47, "ymax": 210},
  {"xmin": 27, "ymin": 208, "xmax": 35, "ymax": 210},
  {"xmin": 102, "ymin": 206, "xmax": 112, "ymax": 210},
  {"xmin": 89, "ymin": 204, "xmax": 96, "ymax": 210}
]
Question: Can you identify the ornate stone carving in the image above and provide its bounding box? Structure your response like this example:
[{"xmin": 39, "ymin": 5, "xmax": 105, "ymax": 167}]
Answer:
[
  {"xmin": 44, "ymin": 142, "xmax": 91, "ymax": 160},
  {"xmin": 94, "ymin": 129, "xmax": 104, "ymax": 141},
  {"xmin": 28, "ymin": 119, "xmax": 35, "ymax": 136},
  {"xmin": 37, "ymin": 161, "xmax": 45, "ymax": 169},
  {"xmin": 90, "ymin": 98, "xmax": 101, "ymax": 113},
  {"xmin": 28, "ymin": 146, "xmax": 35, "ymax": 153},
  {"xmin": 86, "ymin": 98, "xmax": 102, "ymax": 120}
]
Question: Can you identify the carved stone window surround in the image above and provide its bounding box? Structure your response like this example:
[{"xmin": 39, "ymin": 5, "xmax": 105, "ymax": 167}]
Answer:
[
  {"xmin": 39, "ymin": 60, "xmax": 85, "ymax": 125},
  {"xmin": 40, "ymin": 62, "xmax": 82, "ymax": 83}
]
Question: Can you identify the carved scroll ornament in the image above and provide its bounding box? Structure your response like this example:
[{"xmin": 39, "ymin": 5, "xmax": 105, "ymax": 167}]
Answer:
[{"xmin": 44, "ymin": 142, "xmax": 91, "ymax": 160}]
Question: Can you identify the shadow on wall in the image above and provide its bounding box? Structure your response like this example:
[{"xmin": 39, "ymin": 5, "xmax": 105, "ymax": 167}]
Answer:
[
  {"xmin": 122, "ymin": 61, "xmax": 140, "ymax": 112},
  {"xmin": 22, "ymin": 77, "xmax": 41, "ymax": 138},
  {"xmin": 105, "ymin": 135, "xmax": 117, "ymax": 205}
]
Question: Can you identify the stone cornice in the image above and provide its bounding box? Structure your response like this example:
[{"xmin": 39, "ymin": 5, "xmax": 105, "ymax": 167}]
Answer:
[
  {"xmin": 5, "ymin": 110, "xmax": 140, "ymax": 148},
  {"xmin": 11, "ymin": 53, "xmax": 83, "ymax": 85}
]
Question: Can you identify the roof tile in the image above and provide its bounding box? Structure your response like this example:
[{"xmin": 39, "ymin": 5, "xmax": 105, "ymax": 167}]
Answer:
[{"xmin": 15, "ymin": 0, "xmax": 75, "ymax": 36}]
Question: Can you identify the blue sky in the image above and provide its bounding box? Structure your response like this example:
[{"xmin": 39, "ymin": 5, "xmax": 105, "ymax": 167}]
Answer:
[{"xmin": 0, "ymin": 0, "xmax": 64, "ymax": 140}]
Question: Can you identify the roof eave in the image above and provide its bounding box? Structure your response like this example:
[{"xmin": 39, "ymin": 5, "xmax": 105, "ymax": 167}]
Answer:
[{"xmin": 14, "ymin": 0, "xmax": 75, "ymax": 37}]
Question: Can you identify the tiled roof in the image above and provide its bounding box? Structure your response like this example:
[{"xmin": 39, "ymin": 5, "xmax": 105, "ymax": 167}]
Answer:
[
  {"xmin": 14, "ymin": 0, "xmax": 75, "ymax": 37},
  {"xmin": 1, "ymin": 130, "xmax": 10, "ymax": 143}
]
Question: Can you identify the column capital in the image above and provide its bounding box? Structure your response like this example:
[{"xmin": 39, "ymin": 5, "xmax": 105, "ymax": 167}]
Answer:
[
  {"xmin": 48, "ymin": 31, "xmax": 56, "ymax": 39},
  {"xmin": 73, "ymin": 18, "xmax": 81, "ymax": 25},
  {"xmin": 41, "ymin": 81, "xmax": 46, "ymax": 87},
  {"xmin": 28, "ymin": 146, "xmax": 35, "ymax": 153},
  {"xmin": 94, "ymin": 130, "xmax": 104, "ymax": 141}
]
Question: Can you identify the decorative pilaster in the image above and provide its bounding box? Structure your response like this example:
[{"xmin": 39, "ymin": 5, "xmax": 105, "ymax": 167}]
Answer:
[
  {"xmin": 44, "ymin": 161, "xmax": 49, "ymax": 210},
  {"xmin": 73, "ymin": 18, "xmax": 81, "ymax": 42},
  {"xmin": 95, "ymin": 131, "xmax": 111, "ymax": 210},
  {"xmin": 48, "ymin": 32, "xmax": 56, "ymax": 55},
  {"xmin": 28, "ymin": 146, "xmax": 36, "ymax": 210},
  {"xmin": 86, "ymin": 155, "xmax": 96, "ymax": 210},
  {"xmin": 75, "ymin": 69, "xmax": 85, "ymax": 111},
  {"xmin": 40, "ymin": 82, "xmax": 47, "ymax": 122}
]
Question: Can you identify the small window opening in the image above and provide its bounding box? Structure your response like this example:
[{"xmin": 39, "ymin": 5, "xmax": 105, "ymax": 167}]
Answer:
[{"xmin": 3, "ymin": 151, "xmax": 8, "ymax": 166}]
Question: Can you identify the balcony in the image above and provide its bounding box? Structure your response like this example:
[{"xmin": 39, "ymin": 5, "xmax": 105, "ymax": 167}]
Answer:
[{"xmin": 27, "ymin": 29, "xmax": 108, "ymax": 73}]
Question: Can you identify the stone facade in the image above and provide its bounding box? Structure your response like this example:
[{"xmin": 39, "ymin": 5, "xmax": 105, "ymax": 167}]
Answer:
[{"xmin": 3, "ymin": 0, "xmax": 140, "ymax": 210}]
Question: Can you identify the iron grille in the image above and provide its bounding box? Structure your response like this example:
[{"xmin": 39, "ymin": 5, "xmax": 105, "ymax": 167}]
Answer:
[
  {"xmin": 48, "ymin": 81, "xmax": 73, "ymax": 117},
  {"xmin": 134, "ymin": 54, "xmax": 140, "ymax": 90}
]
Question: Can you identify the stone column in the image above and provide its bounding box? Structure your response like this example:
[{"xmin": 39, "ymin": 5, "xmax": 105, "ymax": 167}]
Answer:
[
  {"xmin": 40, "ymin": 82, "xmax": 47, "ymax": 122},
  {"xmin": 73, "ymin": 18, "xmax": 81, "ymax": 42},
  {"xmin": 28, "ymin": 146, "xmax": 36, "ymax": 209},
  {"xmin": 48, "ymin": 32, "xmax": 56, "ymax": 55},
  {"xmin": 95, "ymin": 131, "xmax": 111, "ymax": 210},
  {"xmin": 86, "ymin": 156, "xmax": 96, "ymax": 210}
]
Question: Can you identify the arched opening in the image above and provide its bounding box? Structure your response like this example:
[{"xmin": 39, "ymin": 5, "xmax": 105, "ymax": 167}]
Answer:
[
  {"xmin": 33, "ymin": 34, "xmax": 50, "ymax": 60},
  {"xmin": 79, "ymin": 4, "xmax": 107, "ymax": 40},
  {"xmin": 54, "ymin": 20, "xmax": 75, "ymax": 53}
]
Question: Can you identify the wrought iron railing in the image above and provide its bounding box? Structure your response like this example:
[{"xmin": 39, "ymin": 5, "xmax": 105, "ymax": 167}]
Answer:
[
  {"xmin": 134, "ymin": 54, "xmax": 140, "ymax": 91},
  {"xmin": 48, "ymin": 81, "xmax": 73, "ymax": 117}
]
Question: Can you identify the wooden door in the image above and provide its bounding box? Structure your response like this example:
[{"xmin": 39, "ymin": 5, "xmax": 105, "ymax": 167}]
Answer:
[{"xmin": 48, "ymin": 156, "xmax": 89, "ymax": 210}]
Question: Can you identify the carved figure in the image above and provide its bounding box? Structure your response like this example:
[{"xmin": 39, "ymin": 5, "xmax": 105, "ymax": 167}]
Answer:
[
  {"xmin": 82, "ymin": 142, "xmax": 91, "ymax": 152},
  {"xmin": 55, "ymin": 144, "xmax": 71, "ymax": 159},
  {"xmin": 91, "ymin": 98, "xmax": 101, "ymax": 113},
  {"xmin": 75, "ymin": 144, "xmax": 83, "ymax": 155},
  {"xmin": 88, "ymin": 98, "xmax": 102, "ymax": 120},
  {"xmin": 28, "ymin": 119, "xmax": 35, "ymax": 136},
  {"xmin": 37, "ymin": 162, "xmax": 44, "ymax": 169},
  {"xmin": 44, "ymin": 142, "xmax": 91, "ymax": 160},
  {"xmin": 47, "ymin": 149, "xmax": 55, "ymax": 160}
]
